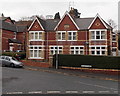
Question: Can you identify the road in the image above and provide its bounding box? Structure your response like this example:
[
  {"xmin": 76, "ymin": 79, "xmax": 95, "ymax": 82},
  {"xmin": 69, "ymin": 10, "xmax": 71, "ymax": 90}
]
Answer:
[{"xmin": 2, "ymin": 66, "xmax": 119, "ymax": 94}]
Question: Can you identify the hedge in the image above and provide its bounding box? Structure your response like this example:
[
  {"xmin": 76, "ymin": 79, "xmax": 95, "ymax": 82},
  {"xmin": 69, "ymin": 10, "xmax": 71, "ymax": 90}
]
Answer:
[
  {"xmin": 1, "ymin": 52, "xmax": 26, "ymax": 60},
  {"xmin": 53, "ymin": 54, "xmax": 120, "ymax": 69}
]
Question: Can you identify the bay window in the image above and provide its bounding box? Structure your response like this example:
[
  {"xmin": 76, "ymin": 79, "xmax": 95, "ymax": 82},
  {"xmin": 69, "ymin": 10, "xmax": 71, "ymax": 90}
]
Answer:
[
  {"xmin": 90, "ymin": 30, "xmax": 106, "ymax": 40},
  {"xmin": 70, "ymin": 46, "xmax": 84, "ymax": 55},
  {"xmin": 50, "ymin": 46, "xmax": 63, "ymax": 55},
  {"xmin": 29, "ymin": 31, "xmax": 44, "ymax": 41},
  {"xmin": 29, "ymin": 45, "xmax": 44, "ymax": 59},
  {"xmin": 90, "ymin": 45, "xmax": 107, "ymax": 55}
]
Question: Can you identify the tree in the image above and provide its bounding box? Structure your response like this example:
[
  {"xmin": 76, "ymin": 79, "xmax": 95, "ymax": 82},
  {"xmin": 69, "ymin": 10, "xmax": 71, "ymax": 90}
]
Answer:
[
  {"xmin": 54, "ymin": 12, "xmax": 60, "ymax": 19},
  {"xmin": 19, "ymin": 15, "xmax": 45, "ymax": 21},
  {"xmin": 107, "ymin": 19, "xmax": 117, "ymax": 29}
]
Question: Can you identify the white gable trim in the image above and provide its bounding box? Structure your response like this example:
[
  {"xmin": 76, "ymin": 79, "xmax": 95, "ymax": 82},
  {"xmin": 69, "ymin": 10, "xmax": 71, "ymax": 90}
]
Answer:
[
  {"xmin": 88, "ymin": 14, "xmax": 108, "ymax": 29},
  {"xmin": 54, "ymin": 11, "xmax": 79, "ymax": 30},
  {"xmin": 28, "ymin": 17, "xmax": 44, "ymax": 31}
]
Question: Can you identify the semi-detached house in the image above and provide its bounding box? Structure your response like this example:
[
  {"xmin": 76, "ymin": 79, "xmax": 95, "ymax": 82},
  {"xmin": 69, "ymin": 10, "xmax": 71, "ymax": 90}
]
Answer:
[{"xmin": 26, "ymin": 10, "xmax": 118, "ymax": 62}]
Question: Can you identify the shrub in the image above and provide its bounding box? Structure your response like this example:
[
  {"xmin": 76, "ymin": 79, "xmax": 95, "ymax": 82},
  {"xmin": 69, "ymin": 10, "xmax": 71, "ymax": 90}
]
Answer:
[
  {"xmin": 2, "ymin": 52, "xmax": 26, "ymax": 60},
  {"xmin": 53, "ymin": 54, "xmax": 120, "ymax": 69}
]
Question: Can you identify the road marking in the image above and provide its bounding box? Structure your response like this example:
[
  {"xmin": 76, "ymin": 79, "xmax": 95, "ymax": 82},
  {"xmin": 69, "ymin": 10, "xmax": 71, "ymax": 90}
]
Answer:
[
  {"xmin": 66, "ymin": 91, "xmax": 78, "ymax": 94},
  {"xmin": 47, "ymin": 91, "xmax": 61, "ymax": 94},
  {"xmin": 83, "ymin": 91, "xmax": 95, "ymax": 94},
  {"xmin": 28, "ymin": 91, "xmax": 42, "ymax": 94},
  {"xmin": 77, "ymin": 81, "xmax": 117, "ymax": 90},
  {"xmin": 6, "ymin": 92, "xmax": 23, "ymax": 94},
  {"xmin": 98, "ymin": 91, "xmax": 110, "ymax": 93}
]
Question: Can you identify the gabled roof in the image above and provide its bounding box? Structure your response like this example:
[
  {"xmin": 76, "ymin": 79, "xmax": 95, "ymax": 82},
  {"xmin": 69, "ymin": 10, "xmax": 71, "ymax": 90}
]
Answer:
[
  {"xmin": 0, "ymin": 17, "xmax": 9, "ymax": 21},
  {"xmin": 54, "ymin": 11, "xmax": 79, "ymax": 30},
  {"xmin": 0, "ymin": 16, "xmax": 14, "ymax": 24},
  {"xmin": 88, "ymin": 14, "xmax": 108, "ymax": 29},
  {"xmin": 28, "ymin": 16, "xmax": 45, "ymax": 31},
  {"xmin": 0, "ymin": 20, "xmax": 17, "ymax": 32}
]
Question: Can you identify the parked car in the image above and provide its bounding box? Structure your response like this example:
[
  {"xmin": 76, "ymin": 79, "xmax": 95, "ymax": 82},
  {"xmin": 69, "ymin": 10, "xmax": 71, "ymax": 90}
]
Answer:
[{"xmin": 0, "ymin": 56, "xmax": 24, "ymax": 68}]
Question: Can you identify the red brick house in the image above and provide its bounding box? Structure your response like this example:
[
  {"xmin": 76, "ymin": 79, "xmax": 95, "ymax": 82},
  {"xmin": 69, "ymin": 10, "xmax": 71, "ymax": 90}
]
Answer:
[
  {"xmin": 27, "ymin": 10, "xmax": 118, "ymax": 62},
  {"xmin": 0, "ymin": 15, "xmax": 30, "ymax": 52}
]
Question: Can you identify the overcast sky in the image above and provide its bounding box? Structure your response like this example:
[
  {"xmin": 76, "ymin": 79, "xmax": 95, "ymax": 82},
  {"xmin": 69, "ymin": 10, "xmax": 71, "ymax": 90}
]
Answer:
[{"xmin": 0, "ymin": 0, "xmax": 119, "ymax": 29}]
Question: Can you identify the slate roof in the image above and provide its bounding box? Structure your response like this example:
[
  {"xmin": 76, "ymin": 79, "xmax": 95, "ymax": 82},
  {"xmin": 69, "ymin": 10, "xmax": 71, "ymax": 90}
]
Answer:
[
  {"xmin": 0, "ymin": 19, "xmax": 30, "ymax": 32},
  {"xmin": 8, "ymin": 38, "xmax": 22, "ymax": 44},
  {"xmin": 15, "ymin": 21, "xmax": 32, "ymax": 28},
  {"xmin": 36, "ymin": 16, "xmax": 112, "ymax": 31},
  {"xmin": 0, "ymin": 14, "xmax": 112, "ymax": 32},
  {"xmin": 45, "ymin": 19, "xmax": 60, "ymax": 30},
  {"xmin": 74, "ymin": 18, "xmax": 94, "ymax": 30},
  {"xmin": 37, "ymin": 17, "xmax": 60, "ymax": 31},
  {"xmin": 0, "ymin": 20, "xmax": 17, "ymax": 32},
  {"xmin": 16, "ymin": 26, "xmax": 27, "ymax": 32}
]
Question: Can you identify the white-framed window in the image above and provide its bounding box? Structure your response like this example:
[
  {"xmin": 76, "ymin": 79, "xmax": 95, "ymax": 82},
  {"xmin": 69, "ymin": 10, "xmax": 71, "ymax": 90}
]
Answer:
[
  {"xmin": 50, "ymin": 46, "xmax": 63, "ymax": 55},
  {"xmin": 57, "ymin": 31, "xmax": 66, "ymax": 41},
  {"xmin": 68, "ymin": 31, "xmax": 77, "ymax": 41},
  {"xmin": 112, "ymin": 34, "xmax": 116, "ymax": 42},
  {"xmin": 29, "ymin": 45, "xmax": 44, "ymax": 59},
  {"xmin": 70, "ymin": 46, "xmax": 84, "ymax": 55},
  {"xmin": 90, "ymin": 45, "xmax": 107, "ymax": 55},
  {"xmin": 29, "ymin": 31, "xmax": 43, "ymax": 41},
  {"xmin": 90, "ymin": 29, "xmax": 107, "ymax": 40}
]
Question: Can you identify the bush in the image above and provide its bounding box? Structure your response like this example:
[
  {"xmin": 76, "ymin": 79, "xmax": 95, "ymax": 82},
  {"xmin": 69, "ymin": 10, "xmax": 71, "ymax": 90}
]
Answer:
[
  {"xmin": 2, "ymin": 52, "xmax": 26, "ymax": 60},
  {"xmin": 53, "ymin": 54, "xmax": 120, "ymax": 69}
]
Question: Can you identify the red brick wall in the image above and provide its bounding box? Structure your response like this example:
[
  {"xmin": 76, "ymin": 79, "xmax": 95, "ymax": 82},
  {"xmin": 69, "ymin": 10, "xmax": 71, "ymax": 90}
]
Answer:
[
  {"xmin": 78, "ymin": 31, "xmax": 89, "ymax": 40},
  {"xmin": 56, "ymin": 15, "xmax": 78, "ymax": 31},
  {"xmin": 5, "ymin": 18, "xmax": 13, "ymax": 24},
  {"xmin": 29, "ymin": 20, "xmax": 43, "ymax": 31},
  {"xmin": 2, "ymin": 29, "xmax": 15, "ymax": 51},
  {"xmin": 90, "ymin": 17, "xmax": 106, "ymax": 29}
]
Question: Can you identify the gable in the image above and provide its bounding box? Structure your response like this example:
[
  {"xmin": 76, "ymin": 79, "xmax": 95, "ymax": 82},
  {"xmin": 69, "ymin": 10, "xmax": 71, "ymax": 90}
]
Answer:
[
  {"xmin": 5, "ymin": 18, "xmax": 13, "ymax": 24},
  {"xmin": 29, "ymin": 19, "xmax": 44, "ymax": 31},
  {"xmin": 89, "ymin": 17, "xmax": 106, "ymax": 29},
  {"xmin": 55, "ymin": 13, "xmax": 79, "ymax": 31}
]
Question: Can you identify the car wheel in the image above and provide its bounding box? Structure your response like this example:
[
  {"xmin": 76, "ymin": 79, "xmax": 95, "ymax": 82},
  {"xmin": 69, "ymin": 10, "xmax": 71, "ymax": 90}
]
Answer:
[{"xmin": 10, "ymin": 63, "xmax": 15, "ymax": 68}]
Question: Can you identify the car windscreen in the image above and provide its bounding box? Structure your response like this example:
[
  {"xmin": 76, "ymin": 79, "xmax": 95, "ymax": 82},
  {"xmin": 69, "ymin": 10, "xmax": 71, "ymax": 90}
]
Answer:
[{"xmin": 12, "ymin": 57, "xmax": 18, "ymax": 61}]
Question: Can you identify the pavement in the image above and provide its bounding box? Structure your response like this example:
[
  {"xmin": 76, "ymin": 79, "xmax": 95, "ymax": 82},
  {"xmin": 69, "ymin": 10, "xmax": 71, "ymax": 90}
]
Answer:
[{"xmin": 24, "ymin": 65, "xmax": 119, "ymax": 82}]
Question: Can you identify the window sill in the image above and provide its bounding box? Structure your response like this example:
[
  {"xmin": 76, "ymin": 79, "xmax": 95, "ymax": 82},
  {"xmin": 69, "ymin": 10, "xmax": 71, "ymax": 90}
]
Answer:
[
  {"xmin": 28, "ymin": 57, "xmax": 44, "ymax": 59},
  {"xmin": 67, "ymin": 40, "xmax": 77, "ymax": 41},
  {"xmin": 29, "ymin": 40, "xmax": 44, "ymax": 41},
  {"xmin": 90, "ymin": 39, "xmax": 107, "ymax": 41},
  {"xmin": 57, "ymin": 40, "xmax": 66, "ymax": 41}
]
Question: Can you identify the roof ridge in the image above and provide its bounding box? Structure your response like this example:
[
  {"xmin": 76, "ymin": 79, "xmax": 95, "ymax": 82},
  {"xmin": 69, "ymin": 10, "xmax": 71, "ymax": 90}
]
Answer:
[{"xmin": 78, "ymin": 17, "xmax": 94, "ymax": 19}]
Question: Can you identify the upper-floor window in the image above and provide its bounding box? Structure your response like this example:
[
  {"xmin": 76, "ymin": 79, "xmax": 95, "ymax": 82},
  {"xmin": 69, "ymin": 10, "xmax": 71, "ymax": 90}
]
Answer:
[
  {"xmin": 90, "ymin": 30, "xmax": 106, "ymax": 40},
  {"xmin": 29, "ymin": 31, "xmax": 43, "ymax": 41},
  {"xmin": 14, "ymin": 32, "xmax": 16, "ymax": 39},
  {"xmin": 112, "ymin": 34, "xmax": 116, "ymax": 41},
  {"xmin": 68, "ymin": 31, "xmax": 77, "ymax": 41},
  {"xmin": 57, "ymin": 31, "xmax": 66, "ymax": 41}
]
